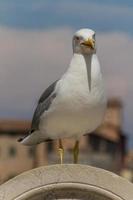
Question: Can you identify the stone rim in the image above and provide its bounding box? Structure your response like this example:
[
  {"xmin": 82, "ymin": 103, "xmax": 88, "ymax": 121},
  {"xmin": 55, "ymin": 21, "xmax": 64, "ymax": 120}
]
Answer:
[
  {"xmin": 0, "ymin": 164, "xmax": 133, "ymax": 200},
  {"xmin": 15, "ymin": 183, "xmax": 123, "ymax": 200}
]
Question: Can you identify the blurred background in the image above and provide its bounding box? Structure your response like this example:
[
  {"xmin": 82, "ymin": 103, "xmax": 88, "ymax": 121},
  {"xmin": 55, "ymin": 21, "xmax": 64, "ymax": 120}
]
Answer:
[{"xmin": 0, "ymin": 0, "xmax": 133, "ymax": 183}]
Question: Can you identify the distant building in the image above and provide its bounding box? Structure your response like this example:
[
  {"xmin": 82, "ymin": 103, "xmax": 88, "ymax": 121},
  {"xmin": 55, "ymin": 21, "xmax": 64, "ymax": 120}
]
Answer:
[
  {"xmin": 87, "ymin": 98, "xmax": 127, "ymax": 172},
  {"xmin": 0, "ymin": 120, "xmax": 48, "ymax": 183},
  {"xmin": 121, "ymin": 150, "xmax": 133, "ymax": 182},
  {"xmin": 0, "ymin": 98, "xmax": 127, "ymax": 183},
  {"xmin": 0, "ymin": 120, "xmax": 32, "ymax": 183}
]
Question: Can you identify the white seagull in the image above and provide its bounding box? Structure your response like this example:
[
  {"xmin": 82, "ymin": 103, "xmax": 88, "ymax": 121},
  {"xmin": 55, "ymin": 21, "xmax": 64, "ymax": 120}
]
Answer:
[{"xmin": 18, "ymin": 28, "xmax": 106, "ymax": 164}]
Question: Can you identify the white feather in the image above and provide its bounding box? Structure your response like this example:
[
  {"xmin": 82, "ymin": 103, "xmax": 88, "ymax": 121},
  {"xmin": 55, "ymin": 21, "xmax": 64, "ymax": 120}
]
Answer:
[
  {"xmin": 39, "ymin": 53, "xmax": 106, "ymax": 140},
  {"xmin": 21, "ymin": 29, "xmax": 106, "ymax": 145}
]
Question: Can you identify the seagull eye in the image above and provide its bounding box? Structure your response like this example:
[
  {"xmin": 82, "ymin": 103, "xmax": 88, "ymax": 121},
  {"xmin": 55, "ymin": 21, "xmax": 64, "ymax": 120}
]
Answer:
[{"xmin": 75, "ymin": 36, "xmax": 80, "ymax": 41}]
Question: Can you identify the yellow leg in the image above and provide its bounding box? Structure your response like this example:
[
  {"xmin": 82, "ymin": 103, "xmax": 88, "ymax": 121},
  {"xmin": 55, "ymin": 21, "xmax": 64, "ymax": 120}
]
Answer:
[
  {"xmin": 58, "ymin": 139, "xmax": 64, "ymax": 164},
  {"xmin": 73, "ymin": 140, "xmax": 79, "ymax": 164}
]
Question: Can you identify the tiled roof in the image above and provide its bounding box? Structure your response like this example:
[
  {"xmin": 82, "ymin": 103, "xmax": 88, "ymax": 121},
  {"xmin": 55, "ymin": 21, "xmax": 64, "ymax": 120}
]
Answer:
[{"xmin": 0, "ymin": 119, "xmax": 31, "ymax": 132}]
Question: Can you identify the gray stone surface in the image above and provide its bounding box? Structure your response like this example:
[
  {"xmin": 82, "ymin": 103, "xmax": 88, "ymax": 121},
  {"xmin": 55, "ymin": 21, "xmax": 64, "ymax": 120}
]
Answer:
[{"xmin": 0, "ymin": 164, "xmax": 133, "ymax": 200}]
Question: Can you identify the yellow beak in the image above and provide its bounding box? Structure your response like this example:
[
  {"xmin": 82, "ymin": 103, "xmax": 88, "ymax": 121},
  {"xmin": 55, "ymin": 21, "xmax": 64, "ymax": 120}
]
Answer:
[{"xmin": 81, "ymin": 38, "xmax": 95, "ymax": 49}]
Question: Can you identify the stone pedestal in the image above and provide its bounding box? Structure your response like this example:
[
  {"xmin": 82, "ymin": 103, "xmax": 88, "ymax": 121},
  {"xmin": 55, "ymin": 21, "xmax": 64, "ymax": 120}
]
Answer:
[{"xmin": 0, "ymin": 164, "xmax": 133, "ymax": 199}]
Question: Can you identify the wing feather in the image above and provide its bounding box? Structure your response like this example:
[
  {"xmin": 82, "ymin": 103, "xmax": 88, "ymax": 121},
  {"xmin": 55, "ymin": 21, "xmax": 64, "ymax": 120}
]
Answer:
[
  {"xmin": 31, "ymin": 80, "xmax": 58, "ymax": 131},
  {"xmin": 18, "ymin": 80, "xmax": 58, "ymax": 143}
]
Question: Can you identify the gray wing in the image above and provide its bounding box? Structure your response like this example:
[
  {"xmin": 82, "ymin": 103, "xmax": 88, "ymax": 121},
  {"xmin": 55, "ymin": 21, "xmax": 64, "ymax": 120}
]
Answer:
[
  {"xmin": 31, "ymin": 80, "xmax": 58, "ymax": 131},
  {"xmin": 38, "ymin": 80, "xmax": 58, "ymax": 104}
]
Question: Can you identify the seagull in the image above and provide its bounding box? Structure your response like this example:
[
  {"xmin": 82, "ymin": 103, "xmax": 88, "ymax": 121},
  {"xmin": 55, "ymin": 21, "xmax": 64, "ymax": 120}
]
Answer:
[{"xmin": 18, "ymin": 28, "xmax": 106, "ymax": 164}]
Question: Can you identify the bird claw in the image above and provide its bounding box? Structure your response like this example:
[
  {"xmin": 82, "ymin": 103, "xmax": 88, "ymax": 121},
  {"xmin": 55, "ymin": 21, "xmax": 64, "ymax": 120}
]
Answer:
[{"xmin": 58, "ymin": 147, "xmax": 64, "ymax": 164}]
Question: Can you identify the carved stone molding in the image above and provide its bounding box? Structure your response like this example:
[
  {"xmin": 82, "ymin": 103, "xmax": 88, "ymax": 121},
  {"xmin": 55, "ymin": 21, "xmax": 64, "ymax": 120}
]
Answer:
[{"xmin": 0, "ymin": 164, "xmax": 133, "ymax": 200}]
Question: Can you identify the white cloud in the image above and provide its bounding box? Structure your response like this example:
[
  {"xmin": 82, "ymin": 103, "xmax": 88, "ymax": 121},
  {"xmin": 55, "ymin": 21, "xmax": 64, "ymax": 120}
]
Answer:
[
  {"xmin": 0, "ymin": 27, "xmax": 73, "ymax": 117},
  {"xmin": 97, "ymin": 32, "xmax": 133, "ymax": 97},
  {"xmin": 0, "ymin": 26, "xmax": 133, "ymax": 134}
]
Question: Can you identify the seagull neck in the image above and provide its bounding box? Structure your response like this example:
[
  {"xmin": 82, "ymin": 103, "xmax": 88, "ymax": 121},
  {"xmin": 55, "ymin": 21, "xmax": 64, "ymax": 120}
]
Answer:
[
  {"xmin": 69, "ymin": 53, "xmax": 98, "ymax": 90},
  {"xmin": 73, "ymin": 52, "xmax": 93, "ymax": 61},
  {"xmin": 70, "ymin": 53, "xmax": 93, "ymax": 71}
]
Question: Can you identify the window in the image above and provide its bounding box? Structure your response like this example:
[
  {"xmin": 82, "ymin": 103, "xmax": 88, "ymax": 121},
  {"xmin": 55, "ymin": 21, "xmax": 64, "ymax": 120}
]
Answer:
[
  {"xmin": 89, "ymin": 134, "xmax": 101, "ymax": 152},
  {"xmin": 28, "ymin": 147, "xmax": 35, "ymax": 158},
  {"xmin": 47, "ymin": 142, "xmax": 53, "ymax": 153},
  {"xmin": 106, "ymin": 141, "xmax": 117, "ymax": 155},
  {"xmin": 9, "ymin": 146, "xmax": 16, "ymax": 157}
]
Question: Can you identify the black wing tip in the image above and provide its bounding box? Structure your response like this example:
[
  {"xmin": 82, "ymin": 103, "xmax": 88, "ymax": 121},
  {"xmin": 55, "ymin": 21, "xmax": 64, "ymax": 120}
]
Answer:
[
  {"xmin": 18, "ymin": 137, "xmax": 23, "ymax": 142},
  {"xmin": 18, "ymin": 130, "xmax": 33, "ymax": 143}
]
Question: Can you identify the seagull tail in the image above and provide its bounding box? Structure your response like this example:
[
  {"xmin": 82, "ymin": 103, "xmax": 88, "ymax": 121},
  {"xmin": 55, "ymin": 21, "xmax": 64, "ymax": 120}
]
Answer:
[
  {"xmin": 18, "ymin": 130, "xmax": 42, "ymax": 146},
  {"xmin": 18, "ymin": 130, "xmax": 52, "ymax": 146}
]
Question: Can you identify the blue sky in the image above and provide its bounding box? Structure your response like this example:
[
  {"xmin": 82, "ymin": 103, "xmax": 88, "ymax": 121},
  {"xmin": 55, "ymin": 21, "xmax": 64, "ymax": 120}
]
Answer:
[
  {"xmin": 0, "ymin": 0, "xmax": 133, "ymax": 148},
  {"xmin": 0, "ymin": 0, "xmax": 133, "ymax": 33}
]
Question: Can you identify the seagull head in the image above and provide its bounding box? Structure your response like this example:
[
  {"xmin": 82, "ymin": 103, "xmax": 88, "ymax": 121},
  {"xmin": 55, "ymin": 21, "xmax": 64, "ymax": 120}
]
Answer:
[{"xmin": 72, "ymin": 28, "xmax": 96, "ymax": 55}]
